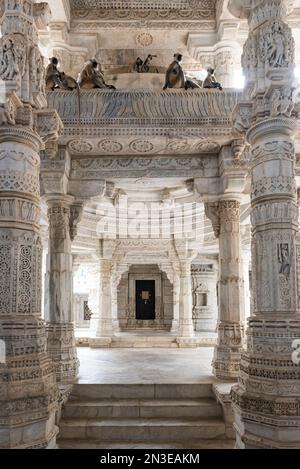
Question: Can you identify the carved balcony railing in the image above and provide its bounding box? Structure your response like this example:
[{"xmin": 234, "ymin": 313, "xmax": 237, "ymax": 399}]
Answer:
[
  {"xmin": 46, "ymin": 89, "xmax": 241, "ymax": 157},
  {"xmin": 47, "ymin": 89, "xmax": 241, "ymax": 128}
]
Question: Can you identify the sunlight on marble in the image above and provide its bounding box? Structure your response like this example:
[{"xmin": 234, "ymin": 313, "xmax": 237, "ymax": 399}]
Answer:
[{"xmin": 76, "ymin": 347, "xmax": 215, "ymax": 384}]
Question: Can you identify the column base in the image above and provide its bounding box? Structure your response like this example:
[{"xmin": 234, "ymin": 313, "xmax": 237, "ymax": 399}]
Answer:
[
  {"xmin": 46, "ymin": 322, "xmax": 79, "ymax": 382},
  {"xmin": 89, "ymin": 337, "xmax": 112, "ymax": 348},
  {"xmin": 212, "ymin": 322, "xmax": 244, "ymax": 380},
  {"xmin": 171, "ymin": 319, "xmax": 179, "ymax": 334},
  {"xmin": 231, "ymin": 316, "xmax": 300, "ymax": 449},
  {"xmin": 90, "ymin": 320, "xmax": 115, "ymax": 338},
  {"xmin": 0, "ymin": 317, "xmax": 59, "ymax": 449},
  {"xmin": 232, "ymin": 383, "xmax": 300, "ymax": 448},
  {"xmin": 177, "ymin": 320, "xmax": 195, "ymax": 338}
]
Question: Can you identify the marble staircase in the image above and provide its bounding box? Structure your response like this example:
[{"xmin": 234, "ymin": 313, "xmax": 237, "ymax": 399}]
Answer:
[{"xmin": 58, "ymin": 383, "xmax": 234, "ymax": 449}]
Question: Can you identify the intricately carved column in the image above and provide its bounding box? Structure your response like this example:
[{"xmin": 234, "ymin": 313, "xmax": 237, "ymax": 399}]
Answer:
[
  {"xmin": 229, "ymin": 0, "xmax": 300, "ymax": 448},
  {"xmin": 45, "ymin": 195, "xmax": 79, "ymax": 382},
  {"xmin": 205, "ymin": 200, "xmax": 245, "ymax": 379},
  {"xmin": 0, "ymin": 0, "xmax": 59, "ymax": 448}
]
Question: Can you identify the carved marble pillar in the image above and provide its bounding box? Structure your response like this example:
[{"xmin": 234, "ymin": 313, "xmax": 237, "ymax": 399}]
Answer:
[
  {"xmin": 171, "ymin": 271, "xmax": 180, "ymax": 334},
  {"xmin": 205, "ymin": 200, "xmax": 244, "ymax": 379},
  {"xmin": 90, "ymin": 259, "xmax": 114, "ymax": 346},
  {"xmin": 45, "ymin": 195, "xmax": 79, "ymax": 382},
  {"xmin": 177, "ymin": 261, "xmax": 195, "ymax": 337},
  {"xmin": 191, "ymin": 264, "xmax": 218, "ymax": 333},
  {"xmin": 229, "ymin": 0, "xmax": 300, "ymax": 448},
  {"xmin": 0, "ymin": 0, "xmax": 59, "ymax": 449},
  {"xmin": 214, "ymin": 48, "xmax": 238, "ymax": 88},
  {"xmin": 88, "ymin": 264, "xmax": 101, "ymax": 335}
]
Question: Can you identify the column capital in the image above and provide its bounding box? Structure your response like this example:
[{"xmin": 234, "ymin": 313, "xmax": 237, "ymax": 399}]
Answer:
[
  {"xmin": 46, "ymin": 194, "xmax": 84, "ymax": 243},
  {"xmin": 205, "ymin": 199, "xmax": 241, "ymax": 238},
  {"xmin": 45, "ymin": 193, "xmax": 75, "ymax": 208}
]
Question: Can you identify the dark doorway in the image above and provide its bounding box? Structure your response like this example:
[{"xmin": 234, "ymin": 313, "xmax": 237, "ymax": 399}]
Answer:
[{"xmin": 135, "ymin": 280, "xmax": 155, "ymax": 320}]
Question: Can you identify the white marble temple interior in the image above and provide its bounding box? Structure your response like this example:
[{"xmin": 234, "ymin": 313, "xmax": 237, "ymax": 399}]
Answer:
[{"xmin": 2, "ymin": 0, "xmax": 300, "ymax": 450}]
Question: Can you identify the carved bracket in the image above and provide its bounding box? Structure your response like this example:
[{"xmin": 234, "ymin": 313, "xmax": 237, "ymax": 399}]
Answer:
[
  {"xmin": 69, "ymin": 202, "xmax": 84, "ymax": 242},
  {"xmin": 204, "ymin": 202, "xmax": 220, "ymax": 238}
]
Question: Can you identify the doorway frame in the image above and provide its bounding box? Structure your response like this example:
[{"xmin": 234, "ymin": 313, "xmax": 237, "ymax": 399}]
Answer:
[{"xmin": 128, "ymin": 273, "xmax": 162, "ymax": 327}]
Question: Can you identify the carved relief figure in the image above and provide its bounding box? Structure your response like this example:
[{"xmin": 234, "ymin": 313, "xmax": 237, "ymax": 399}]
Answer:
[
  {"xmin": 203, "ymin": 68, "xmax": 223, "ymax": 90},
  {"xmin": 0, "ymin": 39, "xmax": 20, "ymax": 80},
  {"xmin": 233, "ymin": 106, "xmax": 252, "ymax": 135},
  {"xmin": 78, "ymin": 59, "xmax": 116, "ymax": 90},
  {"xmin": 0, "ymin": 98, "xmax": 15, "ymax": 125},
  {"xmin": 7, "ymin": 0, "xmax": 18, "ymax": 10},
  {"xmin": 271, "ymin": 87, "xmax": 294, "ymax": 117},
  {"xmin": 30, "ymin": 46, "xmax": 45, "ymax": 94},
  {"xmin": 278, "ymin": 243, "xmax": 290, "ymax": 275},
  {"xmin": 267, "ymin": 24, "xmax": 285, "ymax": 68},
  {"xmin": 260, "ymin": 21, "xmax": 293, "ymax": 69}
]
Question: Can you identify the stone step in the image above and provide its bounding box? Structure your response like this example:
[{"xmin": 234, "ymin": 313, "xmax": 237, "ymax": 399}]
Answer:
[
  {"xmin": 58, "ymin": 418, "xmax": 226, "ymax": 441},
  {"xmin": 63, "ymin": 398, "xmax": 222, "ymax": 419},
  {"xmin": 70, "ymin": 383, "xmax": 215, "ymax": 400},
  {"xmin": 58, "ymin": 439, "xmax": 235, "ymax": 449}
]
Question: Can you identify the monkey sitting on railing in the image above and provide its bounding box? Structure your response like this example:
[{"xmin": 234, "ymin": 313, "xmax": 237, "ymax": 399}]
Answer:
[
  {"xmin": 46, "ymin": 57, "xmax": 79, "ymax": 91},
  {"xmin": 45, "ymin": 57, "xmax": 64, "ymax": 90},
  {"xmin": 78, "ymin": 59, "xmax": 116, "ymax": 90},
  {"xmin": 203, "ymin": 68, "xmax": 223, "ymax": 91},
  {"xmin": 163, "ymin": 53, "xmax": 201, "ymax": 90}
]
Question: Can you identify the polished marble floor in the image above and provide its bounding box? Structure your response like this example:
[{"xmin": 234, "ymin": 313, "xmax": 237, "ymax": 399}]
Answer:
[{"xmin": 76, "ymin": 347, "xmax": 215, "ymax": 384}]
